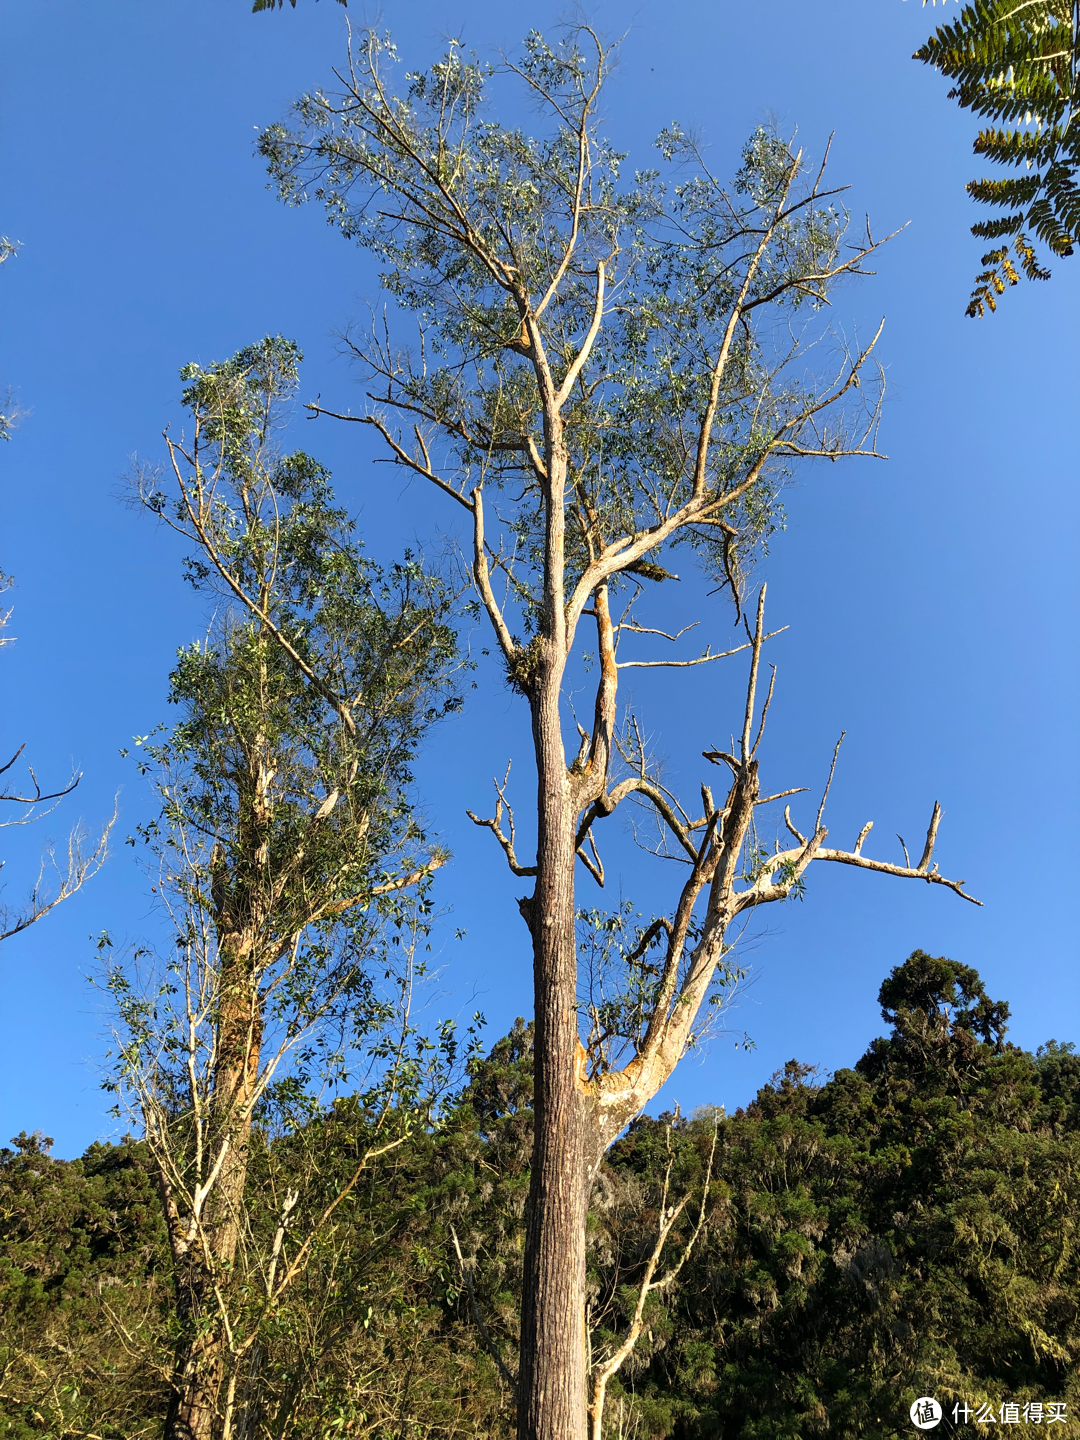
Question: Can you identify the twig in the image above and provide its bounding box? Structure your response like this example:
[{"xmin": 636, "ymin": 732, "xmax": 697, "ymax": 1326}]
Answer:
[{"xmin": 815, "ymin": 731, "xmax": 845, "ymax": 829}]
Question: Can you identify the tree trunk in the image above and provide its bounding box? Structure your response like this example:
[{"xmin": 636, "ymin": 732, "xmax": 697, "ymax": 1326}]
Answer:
[
  {"xmin": 165, "ymin": 931, "xmax": 262, "ymax": 1440},
  {"xmin": 517, "ymin": 641, "xmax": 592, "ymax": 1440},
  {"xmin": 165, "ymin": 1332, "xmax": 225, "ymax": 1440}
]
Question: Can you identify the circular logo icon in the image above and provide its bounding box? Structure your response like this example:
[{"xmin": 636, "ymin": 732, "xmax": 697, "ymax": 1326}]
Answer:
[{"xmin": 910, "ymin": 1397, "xmax": 942, "ymax": 1430}]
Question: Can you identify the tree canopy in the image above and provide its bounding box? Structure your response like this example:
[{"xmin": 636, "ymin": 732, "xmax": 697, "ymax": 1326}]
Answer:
[{"xmin": 256, "ymin": 31, "xmax": 984, "ymax": 1436}]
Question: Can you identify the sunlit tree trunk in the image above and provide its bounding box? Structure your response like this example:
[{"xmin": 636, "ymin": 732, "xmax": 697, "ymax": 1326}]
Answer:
[
  {"xmin": 165, "ymin": 738, "xmax": 269, "ymax": 1440},
  {"xmin": 518, "ymin": 660, "xmax": 591, "ymax": 1440},
  {"xmin": 164, "ymin": 926, "xmax": 264, "ymax": 1440},
  {"xmin": 517, "ymin": 429, "xmax": 607, "ymax": 1440}
]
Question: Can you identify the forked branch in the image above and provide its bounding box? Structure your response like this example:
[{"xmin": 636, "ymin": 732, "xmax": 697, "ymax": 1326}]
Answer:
[
  {"xmin": 467, "ymin": 765, "xmax": 537, "ymax": 877},
  {"xmin": 0, "ymin": 804, "xmax": 117, "ymax": 945}
]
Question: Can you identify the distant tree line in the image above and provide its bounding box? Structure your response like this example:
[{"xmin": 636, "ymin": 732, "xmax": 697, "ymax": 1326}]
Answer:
[{"xmin": 1, "ymin": 951, "xmax": 1076, "ymax": 1439}]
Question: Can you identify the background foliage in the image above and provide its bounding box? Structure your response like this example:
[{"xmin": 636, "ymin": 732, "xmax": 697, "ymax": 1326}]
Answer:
[{"xmin": 2, "ymin": 953, "xmax": 1076, "ymax": 1438}]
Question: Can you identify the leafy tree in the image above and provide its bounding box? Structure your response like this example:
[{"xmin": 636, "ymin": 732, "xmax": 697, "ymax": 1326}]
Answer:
[
  {"xmin": 915, "ymin": 0, "xmax": 1079, "ymax": 314},
  {"xmin": 111, "ymin": 336, "xmax": 462, "ymax": 1440},
  {"xmin": 619, "ymin": 952, "xmax": 1080, "ymax": 1437},
  {"xmin": 0, "ymin": 1132, "xmax": 170, "ymax": 1439},
  {"xmin": 259, "ymin": 27, "xmax": 980, "ymax": 1438}
]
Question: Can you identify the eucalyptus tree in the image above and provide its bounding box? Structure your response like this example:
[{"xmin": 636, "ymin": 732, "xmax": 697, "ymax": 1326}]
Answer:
[
  {"xmin": 260, "ymin": 32, "xmax": 979, "ymax": 1439},
  {"xmin": 113, "ymin": 337, "xmax": 460, "ymax": 1440},
  {"xmin": 915, "ymin": 0, "xmax": 1079, "ymax": 315}
]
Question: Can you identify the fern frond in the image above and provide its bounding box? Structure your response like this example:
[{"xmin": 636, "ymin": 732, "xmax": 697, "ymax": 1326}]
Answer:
[
  {"xmin": 967, "ymin": 174, "xmax": 1045, "ymax": 203},
  {"xmin": 973, "ymin": 126, "xmax": 1060, "ymax": 163},
  {"xmin": 971, "ymin": 212, "xmax": 1027, "ymax": 236},
  {"xmin": 918, "ymin": 0, "xmax": 1078, "ymax": 313}
]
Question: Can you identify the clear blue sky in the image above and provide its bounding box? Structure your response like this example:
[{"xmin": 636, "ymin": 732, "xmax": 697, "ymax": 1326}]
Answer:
[{"xmin": 2, "ymin": 0, "xmax": 1077, "ymax": 1157}]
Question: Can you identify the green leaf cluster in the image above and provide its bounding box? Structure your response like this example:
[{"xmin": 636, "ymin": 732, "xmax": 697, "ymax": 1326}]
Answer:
[
  {"xmin": 0, "ymin": 1133, "xmax": 171, "ymax": 1439},
  {"xmin": 916, "ymin": 0, "xmax": 1079, "ymax": 314},
  {"xmin": 619, "ymin": 953, "xmax": 1080, "ymax": 1436},
  {"xmin": 125, "ymin": 336, "xmax": 463, "ymax": 1046}
]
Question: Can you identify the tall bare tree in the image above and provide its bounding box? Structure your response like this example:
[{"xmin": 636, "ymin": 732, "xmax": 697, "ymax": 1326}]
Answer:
[
  {"xmin": 113, "ymin": 337, "xmax": 461, "ymax": 1440},
  {"xmin": 260, "ymin": 32, "xmax": 979, "ymax": 1439}
]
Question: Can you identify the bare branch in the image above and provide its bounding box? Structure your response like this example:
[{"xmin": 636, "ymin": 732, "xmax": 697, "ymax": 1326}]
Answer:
[
  {"xmin": 747, "ymin": 800, "xmax": 979, "ymax": 907},
  {"xmin": 756, "ymin": 787, "xmax": 809, "ymax": 806},
  {"xmin": 917, "ymin": 801, "xmax": 942, "ymax": 872},
  {"xmin": 576, "ymin": 829, "xmax": 605, "ymax": 888},
  {"xmin": 368, "ymin": 859, "xmax": 446, "ymax": 898},
  {"xmin": 596, "ymin": 777, "xmax": 699, "ymax": 862},
  {"xmin": 815, "ymin": 731, "xmax": 845, "ymax": 829},
  {"xmin": 467, "ymin": 765, "xmax": 537, "ymax": 877},
  {"xmin": 555, "ymin": 260, "xmax": 606, "ymax": 408},
  {"xmin": 305, "ymin": 405, "xmax": 476, "ymax": 513},
  {"xmin": 814, "ymin": 830, "xmax": 981, "ymax": 905},
  {"xmin": 740, "ymin": 586, "xmax": 769, "ymax": 759},
  {"xmin": 472, "ymin": 487, "xmax": 519, "ymax": 668},
  {"xmin": 0, "ymin": 802, "xmax": 117, "ymax": 945},
  {"xmin": 750, "ymin": 664, "xmax": 778, "ymax": 758},
  {"xmin": 703, "ymin": 749, "xmax": 741, "ymax": 774},
  {"xmin": 617, "ymin": 638, "xmax": 753, "ymax": 671},
  {"xmin": 0, "ymin": 746, "xmax": 80, "ymax": 806}
]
